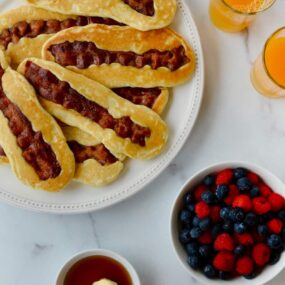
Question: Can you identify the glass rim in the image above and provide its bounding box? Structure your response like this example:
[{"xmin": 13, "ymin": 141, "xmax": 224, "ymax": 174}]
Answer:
[
  {"xmin": 222, "ymin": 0, "xmax": 276, "ymax": 15},
  {"xmin": 263, "ymin": 26, "xmax": 285, "ymax": 89}
]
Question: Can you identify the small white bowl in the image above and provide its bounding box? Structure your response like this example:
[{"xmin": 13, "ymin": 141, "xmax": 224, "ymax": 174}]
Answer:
[
  {"xmin": 170, "ymin": 161, "xmax": 285, "ymax": 285},
  {"xmin": 56, "ymin": 249, "xmax": 141, "ymax": 285}
]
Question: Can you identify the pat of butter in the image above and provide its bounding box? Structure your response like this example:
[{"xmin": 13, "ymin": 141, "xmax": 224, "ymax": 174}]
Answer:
[{"xmin": 93, "ymin": 278, "xmax": 118, "ymax": 285}]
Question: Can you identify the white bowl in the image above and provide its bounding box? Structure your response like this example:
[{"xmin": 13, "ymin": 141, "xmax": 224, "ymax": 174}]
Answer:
[
  {"xmin": 56, "ymin": 249, "xmax": 141, "ymax": 285},
  {"xmin": 170, "ymin": 161, "xmax": 285, "ymax": 285}
]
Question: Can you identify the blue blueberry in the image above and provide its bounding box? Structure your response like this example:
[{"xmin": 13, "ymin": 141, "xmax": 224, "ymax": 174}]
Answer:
[
  {"xmin": 201, "ymin": 191, "xmax": 216, "ymax": 204},
  {"xmin": 187, "ymin": 255, "xmax": 200, "ymax": 269},
  {"xmin": 258, "ymin": 224, "xmax": 269, "ymax": 236},
  {"xmin": 190, "ymin": 227, "xmax": 202, "ymax": 239},
  {"xmin": 204, "ymin": 175, "xmax": 215, "ymax": 187},
  {"xmin": 234, "ymin": 168, "xmax": 247, "ymax": 180},
  {"xmin": 179, "ymin": 228, "xmax": 192, "ymax": 244},
  {"xmin": 220, "ymin": 207, "xmax": 230, "ymax": 220},
  {"xmin": 203, "ymin": 264, "xmax": 217, "ymax": 279},
  {"xmin": 180, "ymin": 209, "xmax": 192, "ymax": 224},
  {"xmin": 222, "ymin": 221, "xmax": 233, "ymax": 233},
  {"xmin": 211, "ymin": 224, "xmax": 222, "ymax": 239},
  {"xmin": 186, "ymin": 203, "xmax": 195, "ymax": 212},
  {"xmin": 199, "ymin": 218, "xmax": 211, "ymax": 231},
  {"xmin": 219, "ymin": 271, "xmax": 230, "ymax": 280},
  {"xmin": 229, "ymin": 208, "xmax": 245, "ymax": 222},
  {"xmin": 244, "ymin": 272, "xmax": 257, "ymax": 279},
  {"xmin": 250, "ymin": 186, "xmax": 260, "ymax": 198},
  {"xmin": 199, "ymin": 245, "xmax": 211, "ymax": 259},
  {"xmin": 193, "ymin": 216, "xmax": 201, "ymax": 227},
  {"xmin": 234, "ymin": 245, "xmax": 246, "ymax": 256},
  {"xmin": 216, "ymin": 184, "xmax": 229, "ymax": 200},
  {"xmin": 268, "ymin": 234, "xmax": 282, "ymax": 249},
  {"xmin": 244, "ymin": 213, "xmax": 257, "ymax": 227},
  {"xmin": 269, "ymin": 250, "xmax": 281, "ymax": 265},
  {"xmin": 185, "ymin": 242, "xmax": 199, "ymax": 255},
  {"xmin": 184, "ymin": 192, "xmax": 194, "ymax": 205},
  {"xmin": 234, "ymin": 222, "xmax": 247, "ymax": 234},
  {"xmin": 263, "ymin": 212, "xmax": 274, "ymax": 221},
  {"xmin": 278, "ymin": 209, "xmax": 285, "ymax": 222},
  {"xmin": 237, "ymin": 177, "xmax": 252, "ymax": 192}
]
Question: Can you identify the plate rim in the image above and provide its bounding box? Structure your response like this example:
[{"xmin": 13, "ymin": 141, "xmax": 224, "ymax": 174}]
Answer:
[{"xmin": 0, "ymin": 0, "xmax": 205, "ymax": 214}]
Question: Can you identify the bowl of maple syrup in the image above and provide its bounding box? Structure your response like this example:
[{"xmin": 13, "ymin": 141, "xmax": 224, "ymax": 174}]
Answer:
[{"xmin": 56, "ymin": 249, "xmax": 140, "ymax": 285}]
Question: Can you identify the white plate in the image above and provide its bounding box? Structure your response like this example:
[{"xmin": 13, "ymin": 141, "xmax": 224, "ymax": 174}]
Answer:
[{"xmin": 0, "ymin": 0, "xmax": 204, "ymax": 213}]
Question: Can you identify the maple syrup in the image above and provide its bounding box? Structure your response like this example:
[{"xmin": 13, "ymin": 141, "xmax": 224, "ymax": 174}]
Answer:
[{"xmin": 63, "ymin": 255, "xmax": 133, "ymax": 285}]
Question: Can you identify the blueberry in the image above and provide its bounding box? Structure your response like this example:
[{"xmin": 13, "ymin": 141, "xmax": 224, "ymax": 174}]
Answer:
[
  {"xmin": 219, "ymin": 271, "xmax": 230, "ymax": 280},
  {"xmin": 234, "ymin": 222, "xmax": 247, "ymax": 234},
  {"xmin": 201, "ymin": 191, "xmax": 216, "ymax": 204},
  {"xmin": 199, "ymin": 245, "xmax": 211, "ymax": 258},
  {"xmin": 203, "ymin": 264, "xmax": 217, "ymax": 279},
  {"xmin": 234, "ymin": 245, "xmax": 246, "ymax": 256},
  {"xmin": 190, "ymin": 227, "xmax": 202, "ymax": 239},
  {"xmin": 222, "ymin": 221, "xmax": 233, "ymax": 233},
  {"xmin": 220, "ymin": 207, "xmax": 230, "ymax": 220},
  {"xmin": 216, "ymin": 184, "xmax": 229, "ymax": 200},
  {"xmin": 234, "ymin": 168, "xmax": 247, "ymax": 180},
  {"xmin": 204, "ymin": 175, "xmax": 215, "ymax": 186},
  {"xmin": 187, "ymin": 255, "xmax": 200, "ymax": 269},
  {"xmin": 244, "ymin": 272, "xmax": 257, "ymax": 279},
  {"xmin": 268, "ymin": 234, "xmax": 282, "ymax": 249},
  {"xmin": 269, "ymin": 250, "xmax": 281, "ymax": 265},
  {"xmin": 258, "ymin": 224, "xmax": 269, "ymax": 236},
  {"xmin": 186, "ymin": 203, "xmax": 195, "ymax": 212},
  {"xmin": 244, "ymin": 213, "xmax": 257, "ymax": 227},
  {"xmin": 199, "ymin": 218, "xmax": 211, "ymax": 231},
  {"xmin": 185, "ymin": 242, "xmax": 199, "ymax": 255},
  {"xmin": 193, "ymin": 216, "xmax": 201, "ymax": 227},
  {"xmin": 263, "ymin": 212, "xmax": 274, "ymax": 221},
  {"xmin": 184, "ymin": 192, "xmax": 194, "ymax": 205},
  {"xmin": 278, "ymin": 209, "xmax": 285, "ymax": 222},
  {"xmin": 180, "ymin": 209, "xmax": 192, "ymax": 224},
  {"xmin": 179, "ymin": 229, "xmax": 192, "ymax": 244},
  {"xmin": 211, "ymin": 224, "xmax": 222, "ymax": 238},
  {"xmin": 237, "ymin": 177, "xmax": 252, "ymax": 192},
  {"xmin": 229, "ymin": 208, "xmax": 245, "ymax": 222},
  {"xmin": 250, "ymin": 186, "xmax": 260, "ymax": 198}
]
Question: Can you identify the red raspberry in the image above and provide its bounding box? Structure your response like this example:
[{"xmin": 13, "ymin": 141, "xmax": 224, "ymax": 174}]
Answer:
[
  {"xmin": 259, "ymin": 183, "xmax": 272, "ymax": 197},
  {"xmin": 236, "ymin": 256, "xmax": 254, "ymax": 275},
  {"xmin": 213, "ymin": 251, "xmax": 235, "ymax": 272},
  {"xmin": 253, "ymin": 197, "xmax": 271, "ymax": 215},
  {"xmin": 232, "ymin": 195, "xmax": 252, "ymax": 212},
  {"xmin": 198, "ymin": 230, "xmax": 212, "ymax": 244},
  {"xmin": 214, "ymin": 233, "xmax": 235, "ymax": 251},
  {"xmin": 210, "ymin": 206, "xmax": 221, "ymax": 223},
  {"xmin": 252, "ymin": 243, "xmax": 271, "ymax": 266},
  {"xmin": 234, "ymin": 233, "xmax": 254, "ymax": 246},
  {"xmin": 224, "ymin": 184, "xmax": 240, "ymax": 205},
  {"xmin": 216, "ymin": 169, "xmax": 233, "ymax": 185},
  {"xmin": 194, "ymin": 185, "xmax": 207, "ymax": 202},
  {"xmin": 268, "ymin": 193, "xmax": 285, "ymax": 212},
  {"xmin": 195, "ymin": 201, "xmax": 210, "ymax": 219},
  {"xmin": 267, "ymin": 218, "xmax": 283, "ymax": 234},
  {"xmin": 247, "ymin": 172, "xmax": 260, "ymax": 184}
]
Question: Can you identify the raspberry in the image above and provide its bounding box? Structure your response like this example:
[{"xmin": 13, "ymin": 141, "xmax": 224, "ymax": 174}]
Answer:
[
  {"xmin": 234, "ymin": 233, "xmax": 254, "ymax": 246},
  {"xmin": 247, "ymin": 172, "xmax": 260, "ymax": 184},
  {"xmin": 195, "ymin": 201, "xmax": 210, "ymax": 219},
  {"xmin": 268, "ymin": 193, "xmax": 285, "ymax": 212},
  {"xmin": 210, "ymin": 206, "xmax": 221, "ymax": 223},
  {"xmin": 224, "ymin": 184, "xmax": 239, "ymax": 205},
  {"xmin": 232, "ymin": 195, "xmax": 252, "ymax": 212},
  {"xmin": 252, "ymin": 243, "xmax": 271, "ymax": 266},
  {"xmin": 259, "ymin": 183, "xmax": 272, "ymax": 197},
  {"xmin": 267, "ymin": 219, "xmax": 283, "ymax": 234},
  {"xmin": 216, "ymin": 169, "xmax": 233, "ymax": 185},
  {"xmin": 214, "ymin": 233, "xmax": 235, "ymax": 251},
  {"xmin": 253, "ymin": 197, "xmax": 271, "ymax": 215},
  {"xmin": 198, "ymin": 230, "xmax": 212, "ymax": 244},
  {"xmin": 213, "ymin": 251, "xmax": 235, "ymax": 272},
  {"xmin": 236, "ymin": 256, "xmax": 254, "ymax": 275},
  {"xmin": 194, "ymin": 185, "xmax": 207, "ymax": 202}
]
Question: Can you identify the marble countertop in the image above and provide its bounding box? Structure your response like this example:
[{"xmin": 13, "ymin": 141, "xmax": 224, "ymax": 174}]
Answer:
[{"xmin": 1, "ymin": 1, "xmax": 285, "ymax": 284}]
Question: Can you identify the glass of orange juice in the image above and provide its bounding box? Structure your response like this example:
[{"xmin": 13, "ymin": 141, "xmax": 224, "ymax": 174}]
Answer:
[
  {"xmin": 209, "ymin": 0, "xmax": 276, "ymax": 32},
  {"xmin": 251, "ymin": 27, "xmax": 285, "ymax": 97}
]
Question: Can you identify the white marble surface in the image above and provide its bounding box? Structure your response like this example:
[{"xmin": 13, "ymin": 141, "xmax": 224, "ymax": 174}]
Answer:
[{"xmin": 1, "ymin": 1, "xmax": 285, "ymax": 284}]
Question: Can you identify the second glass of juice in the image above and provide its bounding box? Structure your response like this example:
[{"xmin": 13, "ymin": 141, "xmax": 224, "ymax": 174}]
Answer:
[
  {"xmin": 209, "ymin": 0, "xmax": 276, "ymax": 32},
  {"xmin": 251, "ymin": 27, "xmax": 285, "ymax": 97}
]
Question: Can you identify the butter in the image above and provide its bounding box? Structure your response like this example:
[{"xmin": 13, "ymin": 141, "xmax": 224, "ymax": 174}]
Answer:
[{"xmin": 93, "ymin": 278, "xmax": 118, "ymax": 285}]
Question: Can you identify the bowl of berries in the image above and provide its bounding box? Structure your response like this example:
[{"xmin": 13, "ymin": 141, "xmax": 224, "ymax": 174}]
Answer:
[{"xmin": 170, "ymin": 162, "xmax": 285, "ymax": 285}]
